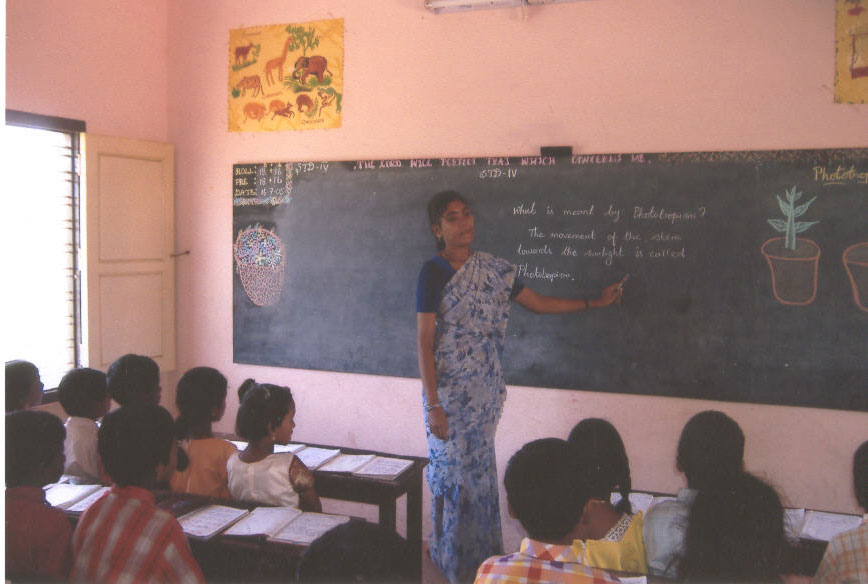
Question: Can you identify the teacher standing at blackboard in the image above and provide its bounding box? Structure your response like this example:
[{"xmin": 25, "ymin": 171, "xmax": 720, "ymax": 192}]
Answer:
[{"xmin": 416, "ymin": 190, "xmax": 625, "ymax": 583}]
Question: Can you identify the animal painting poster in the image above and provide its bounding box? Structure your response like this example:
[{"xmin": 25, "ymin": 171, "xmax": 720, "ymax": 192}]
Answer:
[
  {"xmin": 229, "ymin": 19, "xmax": 343, "ymax": 131},
  {"xmin": 835, "ymin": 0, "xmax": 868, "ymax": 103}
]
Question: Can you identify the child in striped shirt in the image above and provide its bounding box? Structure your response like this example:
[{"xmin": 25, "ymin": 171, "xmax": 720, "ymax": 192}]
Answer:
[{"xmin": 71, "ymin": 405, "xmax": 204, "ymax": 583}]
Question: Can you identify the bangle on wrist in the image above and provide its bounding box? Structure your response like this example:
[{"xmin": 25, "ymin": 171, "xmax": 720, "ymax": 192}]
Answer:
[{"xmin": 425, "ymin": 402, "xmax": 442, "ymax": 412}]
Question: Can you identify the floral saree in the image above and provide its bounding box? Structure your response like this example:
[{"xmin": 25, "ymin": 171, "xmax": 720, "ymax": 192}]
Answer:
[{"xmin": 425, "ymin": 251, "xmax": 516, "ymax": 583}]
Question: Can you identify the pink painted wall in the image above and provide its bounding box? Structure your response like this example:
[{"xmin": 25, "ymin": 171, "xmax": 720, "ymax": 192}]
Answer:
[
  {"xmin": 9, "ymin": 0, "xmax": 867, "ymax": 551},
  {"xmin": 6, "ymin": 0, "xmax": 169, "ymax": 142}
]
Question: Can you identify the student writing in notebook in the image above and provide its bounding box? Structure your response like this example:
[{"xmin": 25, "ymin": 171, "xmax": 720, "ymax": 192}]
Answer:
[
  {"xmin": 680, "ymin": 470, "xmax": 786, "ymax": 583},
  {"xmin": 643, "ymin": 410, "xmax": 745, "ymax": 578},
  {"xmin": 814, "ymin": 440, "xmax": 868, "ymax": 584},
  {"xmin": 474, "ymin": 438, "xmax": 619, "ymax": 584},
  {"xmin": 170, "ymin": 366, "xmax": 237, "ymax": 499},
  {"xmin": 567, "ymin": 418, "xmax": 647, "ymax": 574},
  {"xmin": 71, "ymin": 405, "xmax": 204, "ymax": 583},
  {"xmin": 5, "ymin": 410, "xmax": 73, "ymax": 581},
  {"xmin": 58, "ymin": 367, "xmax": 112, "ymax": 484},
  {"xmin": 226, "ymin": 379, "xmax": 321, "ymax": 511}
]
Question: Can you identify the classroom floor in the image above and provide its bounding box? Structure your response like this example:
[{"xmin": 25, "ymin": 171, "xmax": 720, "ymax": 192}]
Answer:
[{"xmin": 421, "ymin": 543, "xmax": 450, "ymax": 584}]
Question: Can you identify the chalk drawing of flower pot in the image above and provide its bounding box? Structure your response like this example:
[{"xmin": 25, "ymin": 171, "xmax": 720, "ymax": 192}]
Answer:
[
  {"xmin": 763, "ymin": 186, "xmax": 820, "ymax": 306},
  {"xmin": 234, "ymin": 225, "xmax": 286, "ymax": 307},
  {"xmin": 761, "ymin": 238, "xmax": 821, "ymax": 306},
  {"xmin": 843, "ymin": 242, "xmax": 868, "ymax": 313}
]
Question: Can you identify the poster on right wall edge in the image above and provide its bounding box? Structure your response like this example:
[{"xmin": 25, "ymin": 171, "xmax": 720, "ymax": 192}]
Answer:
[{"xmin": 836, "ymin": 0, "xmax": 868, "ymax": 103}]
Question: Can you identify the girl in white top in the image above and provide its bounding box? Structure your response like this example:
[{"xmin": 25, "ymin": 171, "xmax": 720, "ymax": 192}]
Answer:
[{"xmin": 227, "ymin": 379, "xmax": 320, "ymax": 511}]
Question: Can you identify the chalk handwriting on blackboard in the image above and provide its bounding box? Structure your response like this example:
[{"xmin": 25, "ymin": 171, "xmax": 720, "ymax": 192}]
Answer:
[{"xmin": 232, "ymin": 149, "xmax": 868, "ymax": 412}]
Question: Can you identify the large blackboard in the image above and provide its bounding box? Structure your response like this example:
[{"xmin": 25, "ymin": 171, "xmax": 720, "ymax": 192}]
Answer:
[{"xmin": 233, "ymin": 150, "xmax": 868, "ymax": 411}]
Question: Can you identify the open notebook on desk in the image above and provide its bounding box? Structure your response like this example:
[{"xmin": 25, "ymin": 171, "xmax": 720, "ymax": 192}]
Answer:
[
  {"xmin": 178, "ymin": 505, "xmax": 250, "ymax": 540},
  {"xmin": 45, "ymin": 483, "xmax": 105, "ymax": 510},
  {"xmin": 221, "ymin": 506, "xmax": 351, "ymax": 545},
  {"xmin": 227, "ymin": 441, "xmax": 339, "ymax": 470}
]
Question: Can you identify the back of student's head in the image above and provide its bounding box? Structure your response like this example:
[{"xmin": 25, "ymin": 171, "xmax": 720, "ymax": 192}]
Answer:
[
  {"xmin": 5, "ymin": 360, "xmax": 41, "ymax": 412},
  {"xmin": 235, "ymin": 378, "xmax": 294, "ymax": 442},
  {"xmin": 296, "ymin": 521, "xmax": 413, "ymax": 583},
  {"xmin": 567, "ymin": 418, "xmax": 633, "ymax": 514},
  {"xmin": 681, "ymin": 471, "xmax": 784, "ymax": 583},
  {"xmin": 504, "ymin": 438, "xmax": 590, "ymax": 542},
  {"xmin": 99, "ymin": 405, "xmax": 175, "ymax": 486},
  {"xmin": 175, "ymin": 367, "xmax": 228, "ymax": 438},
  {"xmin": 677, "ymin": 410, "xmax": 745, "ymax": 490},
  {"xmin": 6, "ymin": 410, "xmax": 66, "ymax": 487},
  {"xmin": 106, "ymin": 354, "xmax": 160, "ymax": 407},
  {"xmin": 855, "ymin": 440, "xmax": 868, "ymax": 511},
  {"xmin": 58, "ymin": 367, "xmax": 109, "ymax": 418}
]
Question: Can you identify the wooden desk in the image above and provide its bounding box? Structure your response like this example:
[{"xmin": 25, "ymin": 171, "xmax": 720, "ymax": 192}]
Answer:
[
  {"xmin": 216, "ymin": 436, "xmax": 429, "ymax": 580},
  {"xmin": 308, "ymin": 444, "xmax": 427, "ymax": 572}
]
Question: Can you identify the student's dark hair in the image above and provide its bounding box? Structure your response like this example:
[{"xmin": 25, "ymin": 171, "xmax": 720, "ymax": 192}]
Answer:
[
  {"xmin": 677, "ymin": 410, "xmax": 745, "ymax": 490},
  {"xmin": 5, "ymin": 360, "xmax": 39, "ymax": 412},
  {"xmin": 58, "ymin": 367, "xmax": 108, "ymax": 418},
  {"xmin": 504, "ymin": 438, "xmax": 590, "ymax": 541},
  {"xmin": 854, "ymin": 440, "xmax": 868, "ymax": 511},
  {"xmin": 98, "ymin": 405, "xmax": 175, "ymax": 486},
  {"xmin": 175, "ymin": 367, "xmax": 228, "ymax": 439},
  {"xmin": 6, "ymin": 410, "xmax": 66, "ymax": 486},
  {"xmin": 296, "ymin": 521, "xmax": 414, "ymax": 583},
  {"xmin": 235, "ymin": 378, "xmax": 294, "ymax": 442},
  {"xmin": 567, "ymin": 418, "xmax": 633, "ymax": 514},
  {"xmin": 427, "ymin": 190, "xmax": 471, "ymax": 251},
  {"xmin": 106, "ymin": 354, "xmax": 160, "ymax": 407},
  {"xmin": 680, "ymin": 471, "xmax": 785, "ymax": 583}
]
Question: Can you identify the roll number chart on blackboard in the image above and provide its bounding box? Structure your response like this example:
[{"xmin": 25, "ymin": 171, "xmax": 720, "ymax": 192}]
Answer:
[{"xmin": 232, "ymin": 150, "xmax": 868, "ymax": 411}]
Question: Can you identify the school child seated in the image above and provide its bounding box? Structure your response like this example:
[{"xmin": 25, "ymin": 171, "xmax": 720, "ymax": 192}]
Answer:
[
  {"xmin": 170, "ymin": 367, "xmax": 237, "ymax": 499},
  {"xmin": 226, "ymin": 379, "xmax": 321, "ymax": 511},
  {"xmin": 567, "ymin": 418, "xmax": 647, "ymax": 573},
  {"xmin": 58, "ymin": 367, "xmax": 112, "ymax": 484},
  {"xmin": 5, "ymin": 359, "xmax": 44, "ymax": 412},
  {"xmin": 679, "ymin": 471, "xmax": 786, "ymax": 582},
  {"xmin": 474, "ymin": 438, "xmax": 620, "ymax": 583},
  {"xmin": 71, "ymin": 405, "xmax": 203, "ymax": 583},
  {"xmin": 643, "ymin": 409, "xmax": 745, "ymax": 578},
  {"xmin": 814, "ymin": 440, "xmax": 868, "ymax": 584},
  {"xmin": 296, "ymin": 521, "xmax": 414, "ymax": 583},
  {"xmin": 5, "ymin": 410, "xmax": 73, "ymax": 581},
  {"xmin": 106, "ymin": 353, "xmax": 161, "ymax": 407}
]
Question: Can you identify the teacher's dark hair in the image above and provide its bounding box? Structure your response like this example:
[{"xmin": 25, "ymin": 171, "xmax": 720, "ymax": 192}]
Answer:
[{"xmin": 427, "ymin": 191, "xmax": 471, "ymax": 251}]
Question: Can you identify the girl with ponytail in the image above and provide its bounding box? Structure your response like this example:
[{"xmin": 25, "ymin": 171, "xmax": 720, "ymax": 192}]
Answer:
[
  {"xmin": 226, "ymin": 379, "xmax": 320, "ymax": 511},
  {"xmin": 170, "ymin": 367, "xmax": 237, "ymax": 499},
  {"xmin": 567, "ymin": 418, "xmax": 647, "ymax": 574}
]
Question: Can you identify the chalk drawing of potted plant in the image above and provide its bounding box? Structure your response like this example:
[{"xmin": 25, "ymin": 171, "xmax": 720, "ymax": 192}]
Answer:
[
  {"xmin": 843, "ymin": 242, "xmax": 868, "ymax": 312},
  {"xmin": 761, "ymin": 187, "xmax": 820, "ymax": 306}
]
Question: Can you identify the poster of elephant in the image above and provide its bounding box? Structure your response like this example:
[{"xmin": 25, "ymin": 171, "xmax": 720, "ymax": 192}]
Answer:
[{"xmin": 229, "ymin": 18, "xmax": 343, "ymax": 132}]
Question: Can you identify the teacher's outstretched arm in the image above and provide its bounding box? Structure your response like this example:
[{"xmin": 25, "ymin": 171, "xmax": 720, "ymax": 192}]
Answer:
[
  {"xmin": 514, "ymin": 276, "xmax": 626, "ymax": 314},
  {"xmin": 417, "ymin": 312, "xmax": 448, "ymax": 440}
]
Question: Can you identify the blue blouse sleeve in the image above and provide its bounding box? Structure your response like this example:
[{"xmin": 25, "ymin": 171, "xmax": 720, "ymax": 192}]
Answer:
[
  {"xmin": 416, "ymin": 258, "xmax": 454, "ymax": 313},
  {"xmin": 510, "ymin": 276, "xmax": 526, "ymax": 300}
]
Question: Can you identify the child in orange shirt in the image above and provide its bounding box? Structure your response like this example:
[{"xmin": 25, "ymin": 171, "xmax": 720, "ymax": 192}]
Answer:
[{"xmin": 170, "ymin": 367, "xmax": 237, "ymax": 499}]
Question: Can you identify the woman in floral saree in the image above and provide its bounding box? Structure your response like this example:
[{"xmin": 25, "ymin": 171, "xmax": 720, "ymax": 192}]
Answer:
[{"xmin": 416, "ymin": 191, "xmax": 625, "ymax": 583}]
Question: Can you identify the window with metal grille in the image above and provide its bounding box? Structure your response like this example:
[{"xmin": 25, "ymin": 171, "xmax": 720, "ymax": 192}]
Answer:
[{"xmin": 4, "ymin": 111, "xmax": 85, "ymax": 391}]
